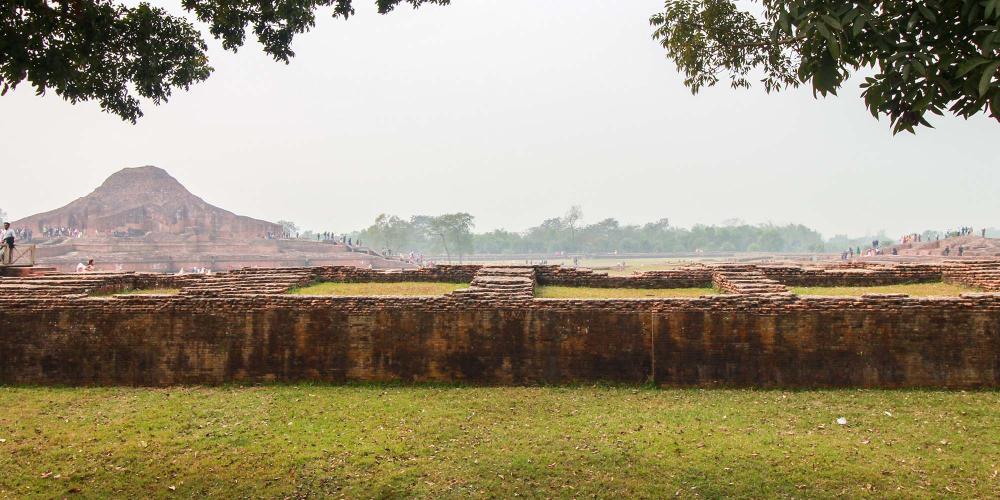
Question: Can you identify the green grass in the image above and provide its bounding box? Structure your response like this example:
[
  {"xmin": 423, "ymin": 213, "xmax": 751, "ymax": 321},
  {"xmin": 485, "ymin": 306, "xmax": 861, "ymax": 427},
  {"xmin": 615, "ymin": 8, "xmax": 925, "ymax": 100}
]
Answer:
[
  {"xmin": 1, "ymin": 386, "xmax": 998, "ymax": 497},
  {"xmin": 536, "ymin": 285, "xmax": 717, "ymax": 299},
  {"xmin": 288, "ymin": 281, "xmax": 468, "ymax": 296},
  {"xmin": 791, "ymin": 282, "xmax": 980, "ymax": 297}
]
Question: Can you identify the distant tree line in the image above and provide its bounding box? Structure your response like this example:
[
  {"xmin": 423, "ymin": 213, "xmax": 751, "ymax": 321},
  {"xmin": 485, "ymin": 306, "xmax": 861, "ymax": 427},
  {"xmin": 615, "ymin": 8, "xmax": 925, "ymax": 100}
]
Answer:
[{"xmin": 348, "ymin": 208, "xmax": 910, "ymax": 256}]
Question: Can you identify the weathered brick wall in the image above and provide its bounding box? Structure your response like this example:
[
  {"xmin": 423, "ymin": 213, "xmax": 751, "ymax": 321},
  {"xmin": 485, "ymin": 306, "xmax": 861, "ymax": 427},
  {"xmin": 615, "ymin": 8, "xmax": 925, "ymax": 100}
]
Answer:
[
  {"xmin": 942, "ymin": 260, "xmax": 1000, "ymax": 291},
  {"xmin": 2, "ymin": 293, "xmax": 999, "ymax": 388},
  {"xmin": 309, "ymin": 265, "xmax": 481, "ymax": 284},
  {"xmin": 758, "ymin": 263, "xmax": 943, "ymax": 286},
  {"xmin": 535, "ymin": 265, "xmax": 713, "ymax": 288}
]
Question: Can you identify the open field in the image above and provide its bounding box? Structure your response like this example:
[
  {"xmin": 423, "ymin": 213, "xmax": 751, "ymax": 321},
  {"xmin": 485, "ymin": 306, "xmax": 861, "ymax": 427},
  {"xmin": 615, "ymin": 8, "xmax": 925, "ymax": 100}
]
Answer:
[
  {"xmin": 791, "ymin": 282, "xmax": 980, "ymax": 297},
  {"xmin": 1, "ymin": 386, "xmax": 998, "ymax": 498},
  {"xmin": 288, "ymin": 281, "xmax": 468, "ymax": 296},
  {"xmin": 536, "ymin": 285, "xmax": 718, "ymax": 298}
]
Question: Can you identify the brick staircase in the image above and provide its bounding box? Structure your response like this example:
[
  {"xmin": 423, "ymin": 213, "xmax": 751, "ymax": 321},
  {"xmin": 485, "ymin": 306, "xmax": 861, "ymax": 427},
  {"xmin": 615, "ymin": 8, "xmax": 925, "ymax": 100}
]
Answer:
[
  {"xmin": 710, "ymin": 265, "xmax": 789, "ymax": 295},
  {"xmin": 179, "ymin": 267, "xmax": 313, "ymax": 296},
  {"xmin": 0, "ymin": 273, "xmax": 136, "ymax": 299},
  {"xmin": 450, "ymin": 267, "xmax": 536, "ymax": 301}
]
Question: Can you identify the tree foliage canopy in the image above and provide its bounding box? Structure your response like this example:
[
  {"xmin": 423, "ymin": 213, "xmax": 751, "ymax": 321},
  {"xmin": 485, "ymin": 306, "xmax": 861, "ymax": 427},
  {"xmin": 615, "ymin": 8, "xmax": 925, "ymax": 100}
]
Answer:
[
  {"xmin": 651, "ymin": 0, "xmax": 1000, "ymax": 132},
  {"xmin": 1, "ymin": 0, "xmax": 448, "ymax": 121},
  {"xmin": 5, "ymin": 0, "xmax": 999, "ymax": 131}
]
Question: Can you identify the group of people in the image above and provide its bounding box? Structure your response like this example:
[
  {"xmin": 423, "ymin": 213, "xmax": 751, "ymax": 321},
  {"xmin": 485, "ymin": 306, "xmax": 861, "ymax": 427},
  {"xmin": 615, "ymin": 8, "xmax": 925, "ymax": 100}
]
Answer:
[
  {"xmin": 948, "ymin": 226, "xmax": 977, "ymax": 238},
  {"xmin": 40, "ymin": 225, "xmax": 82, "ymax": 238},
  {"xmin": 841, "ymin": 246, "xmax": 890, "ymax": 260},
  {"xmin": 839, "ymin": 227, "xmax": 990, "ymax": 261}
]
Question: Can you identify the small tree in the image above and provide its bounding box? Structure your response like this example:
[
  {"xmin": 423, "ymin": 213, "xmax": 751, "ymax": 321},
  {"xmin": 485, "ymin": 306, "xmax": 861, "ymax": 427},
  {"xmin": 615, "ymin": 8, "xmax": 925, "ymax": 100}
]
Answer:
[
  {"xmin": 277, "ymin": 220, "xmax": 298, "ymax": 237},
  {"xmin": 427, "ymin": 213, "xmax": 474, "ymax": 263}
]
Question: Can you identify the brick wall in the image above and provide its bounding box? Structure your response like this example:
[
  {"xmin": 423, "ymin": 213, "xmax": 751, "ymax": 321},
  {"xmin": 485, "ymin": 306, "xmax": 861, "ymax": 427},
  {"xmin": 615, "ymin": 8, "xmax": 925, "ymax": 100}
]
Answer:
[
  {"xmin": 2, "ymin": 293, "xmax": 999, "ymax": 387},
  {"xmin": 757, "ymin": 263, "xmax": 943, "ymax": 286},
  {"xmin": 535, "ymin": 265, "xmax": 713, "ymax": 288},
  {"xmin": 3, "ymin": 262, "xmax": 1000, "ymax": 388}
]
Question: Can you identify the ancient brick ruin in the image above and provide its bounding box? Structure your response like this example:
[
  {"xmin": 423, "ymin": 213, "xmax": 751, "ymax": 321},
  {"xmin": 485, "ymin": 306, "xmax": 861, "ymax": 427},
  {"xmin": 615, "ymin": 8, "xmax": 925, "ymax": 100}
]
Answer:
[{"xmin": 1, "ymin": 260, "xmax": 999, "ymax": 388}]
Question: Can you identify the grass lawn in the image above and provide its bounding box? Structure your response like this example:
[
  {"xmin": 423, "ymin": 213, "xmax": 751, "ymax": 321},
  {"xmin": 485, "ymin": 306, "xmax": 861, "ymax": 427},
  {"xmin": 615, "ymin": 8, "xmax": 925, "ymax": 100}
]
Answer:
[
  {"xmin": 791, "ymin": 282, "xmax": 980, "ymax": 297},
  {"xmin": 536, "ymin": 285, "xmax": 717, "ymax": 299},
  {"xmin": 288, "ymin": 281, "xmax": 467, "ymax": 296},
  {"xmin": 1, "ymin": 386, "xmax": 998, "ymax": 498}
]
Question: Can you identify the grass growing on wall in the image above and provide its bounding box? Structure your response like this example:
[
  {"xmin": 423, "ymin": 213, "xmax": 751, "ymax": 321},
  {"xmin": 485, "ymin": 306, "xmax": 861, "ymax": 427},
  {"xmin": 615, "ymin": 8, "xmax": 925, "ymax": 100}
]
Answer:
[
  {"xmin": 92, "ymin": 288, "xmax": 181, "ymax": 297},
  {"xmin": 535, "ymin": 285, "xmax": 717, "ymax": 298},
  {"xmin": 791, "ymin": 282, "xmax": 979, "ymax": 297},
  {"xmin": 288, "ymin": 281, "xmax": 468, "ymax": 296},
  {"xmin": 1, "ymin": 386, "xmax": 998, "ymax": 498},
  {"xmin": 116, "ymin": 288, "xmax": 182, "ymax": 295}
]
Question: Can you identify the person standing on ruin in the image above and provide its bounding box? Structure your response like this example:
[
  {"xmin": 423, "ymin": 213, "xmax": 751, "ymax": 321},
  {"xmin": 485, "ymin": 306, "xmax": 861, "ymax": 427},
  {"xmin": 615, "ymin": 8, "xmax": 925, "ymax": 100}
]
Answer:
[{"xmin": 1, "ymin": 222, "xmax": 15, "ymax": 264}]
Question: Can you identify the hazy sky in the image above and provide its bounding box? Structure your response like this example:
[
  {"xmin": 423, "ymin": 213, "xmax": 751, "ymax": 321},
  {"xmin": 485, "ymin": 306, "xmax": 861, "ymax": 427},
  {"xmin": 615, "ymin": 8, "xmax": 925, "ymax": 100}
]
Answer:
[{"xmin": 1, "ymin": 0, "xmax": 997, "ymax": 238}]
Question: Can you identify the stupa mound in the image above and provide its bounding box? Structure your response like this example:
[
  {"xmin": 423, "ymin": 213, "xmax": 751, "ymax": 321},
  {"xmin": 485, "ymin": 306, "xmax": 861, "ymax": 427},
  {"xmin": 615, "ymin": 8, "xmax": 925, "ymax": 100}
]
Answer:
[
  {"xmin": 16, "ymin": 166, "xmax": 281, "ymax": 240},
  {"xmin": 12, "ymin": 166, "xmax": 407, "ymax": 272}
]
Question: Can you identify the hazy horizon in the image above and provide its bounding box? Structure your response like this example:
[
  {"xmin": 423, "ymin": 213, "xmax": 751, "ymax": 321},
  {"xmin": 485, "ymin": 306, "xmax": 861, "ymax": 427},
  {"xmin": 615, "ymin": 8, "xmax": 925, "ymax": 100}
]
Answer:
[{"xmin": 2, "ymin": 0, "xmax": 997, "ymax": 239}]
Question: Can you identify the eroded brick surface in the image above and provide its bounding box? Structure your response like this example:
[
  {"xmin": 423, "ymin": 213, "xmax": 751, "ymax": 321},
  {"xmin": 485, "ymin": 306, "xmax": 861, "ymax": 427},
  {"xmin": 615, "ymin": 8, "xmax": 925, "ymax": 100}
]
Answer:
[{"xmin": 1, "ymin": 262, "xmax": 998, "ymax": 387}]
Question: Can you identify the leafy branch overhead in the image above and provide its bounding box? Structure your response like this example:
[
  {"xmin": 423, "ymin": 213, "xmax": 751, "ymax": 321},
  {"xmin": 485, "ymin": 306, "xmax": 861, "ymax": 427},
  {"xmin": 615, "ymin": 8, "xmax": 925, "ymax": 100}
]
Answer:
[
  {"xmin": 0, "ymin": 0, "xmax": 449, "ymax": 122},
  {"xmin": 651, "ymin": 0, "xmax": 1000, "ymax": 133},
  {"xmin": 3, "ymin": 0, "xmax": 999, "ymax": 132}
]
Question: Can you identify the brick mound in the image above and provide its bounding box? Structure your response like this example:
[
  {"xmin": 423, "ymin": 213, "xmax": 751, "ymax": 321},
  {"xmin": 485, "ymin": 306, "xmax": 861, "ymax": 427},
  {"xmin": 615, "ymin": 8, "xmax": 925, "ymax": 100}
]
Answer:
[
  {"xmin": 893, "ymin": 235, "xmax": 1000, "ymax": 257},
  {"xmin": 16, "ymin": 166, "xmax": 281, "ymax": 240},
  {"xmin": 13, "ymin": 166, "xmax": 410, "ymax": 273}
]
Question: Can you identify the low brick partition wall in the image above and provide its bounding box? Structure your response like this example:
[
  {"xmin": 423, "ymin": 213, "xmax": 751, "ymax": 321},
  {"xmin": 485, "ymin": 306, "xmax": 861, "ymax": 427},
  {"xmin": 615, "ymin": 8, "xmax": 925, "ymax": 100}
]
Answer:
[
  {"xmin": 758, "ymin": 263, "xmax": 943, "ymax": 287},
  {"xmin": 309, "ymin": 265, "xmax": 482, "ymax": 284},
  {"xmin": 943, "ymin": 260, "xmax": 1000, "ymax": 291},
  {"xmin": 1, "ymin": 293, "xmax": 999, "ymax": 387},
  {"xmin": 535, "ymin": 265, "xmax": 713, "ymax": 288}
]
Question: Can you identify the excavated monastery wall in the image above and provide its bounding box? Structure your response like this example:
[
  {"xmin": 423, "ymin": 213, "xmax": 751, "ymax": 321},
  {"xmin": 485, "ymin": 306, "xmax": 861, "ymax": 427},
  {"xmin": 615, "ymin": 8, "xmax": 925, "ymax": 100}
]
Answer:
[
  {"xmin": 1, "ymin": 262, "xmax": 1000, "ymax": 388},
  {"xmin": 1, "ymin": 293, "xmax": 999, "ymax": 388}
]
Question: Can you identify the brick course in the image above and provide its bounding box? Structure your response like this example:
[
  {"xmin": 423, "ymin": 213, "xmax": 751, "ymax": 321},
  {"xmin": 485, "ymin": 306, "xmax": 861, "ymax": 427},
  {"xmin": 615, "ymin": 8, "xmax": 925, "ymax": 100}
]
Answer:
[{"xmin": 1, "ymin": 262, "xmax": 999, "ymax": 387}]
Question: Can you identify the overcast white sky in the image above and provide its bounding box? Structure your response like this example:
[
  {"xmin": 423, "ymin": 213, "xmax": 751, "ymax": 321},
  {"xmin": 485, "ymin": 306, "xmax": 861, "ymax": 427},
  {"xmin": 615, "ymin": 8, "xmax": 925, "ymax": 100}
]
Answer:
[{"xmin": 1, "ymin": 0, "xmax": 997, "ymax": 238}]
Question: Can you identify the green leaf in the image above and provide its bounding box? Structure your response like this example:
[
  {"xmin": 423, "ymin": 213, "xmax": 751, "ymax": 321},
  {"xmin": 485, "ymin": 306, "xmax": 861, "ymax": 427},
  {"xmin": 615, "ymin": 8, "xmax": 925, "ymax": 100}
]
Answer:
[
  {"xmin": 821, "ymin": 14, "xmax": 842, "ymax": 30},
  {"xmin": 829, "ymin": 37, "xmax": 842, "ymax": 58},
  {"xmin": 918, "ymin": 5, "xmax": 936, "ymax": 22},
  {"xmin": 852, "ymin": 14, "xmax": 867, "ymax": 36},
  {"xmin": 979, "ymin": 61, "xmax": 1000, "ymax": 96},
  {"xmin": 956, "ymin": 57, "xmax": 989, "ymax": 77}
]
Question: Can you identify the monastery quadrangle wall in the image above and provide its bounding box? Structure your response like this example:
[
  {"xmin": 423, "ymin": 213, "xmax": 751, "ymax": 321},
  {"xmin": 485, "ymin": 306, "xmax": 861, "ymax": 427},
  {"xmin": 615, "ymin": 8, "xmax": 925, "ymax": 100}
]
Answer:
[{"xmin": 1, "ymin": 262, "xmax": 999, "ymax": 388}]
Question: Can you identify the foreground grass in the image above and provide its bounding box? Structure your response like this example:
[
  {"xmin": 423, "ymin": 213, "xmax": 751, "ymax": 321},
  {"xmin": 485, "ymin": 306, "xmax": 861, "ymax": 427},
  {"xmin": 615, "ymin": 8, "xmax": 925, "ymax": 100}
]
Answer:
[
  {"xmin": 536, "ymin": 285, "xmax": 717, "ymax": 298},
  {"xmin": 288, "ymin": 281, "xmax": 467, "ymax": 296},
  {"xmin": 791, "ymin": 282, "xmax": 980, "ymax": 297},
  {"xmin": 2, "ymin": 386, "xmax": 997, "ymax": 498}
]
